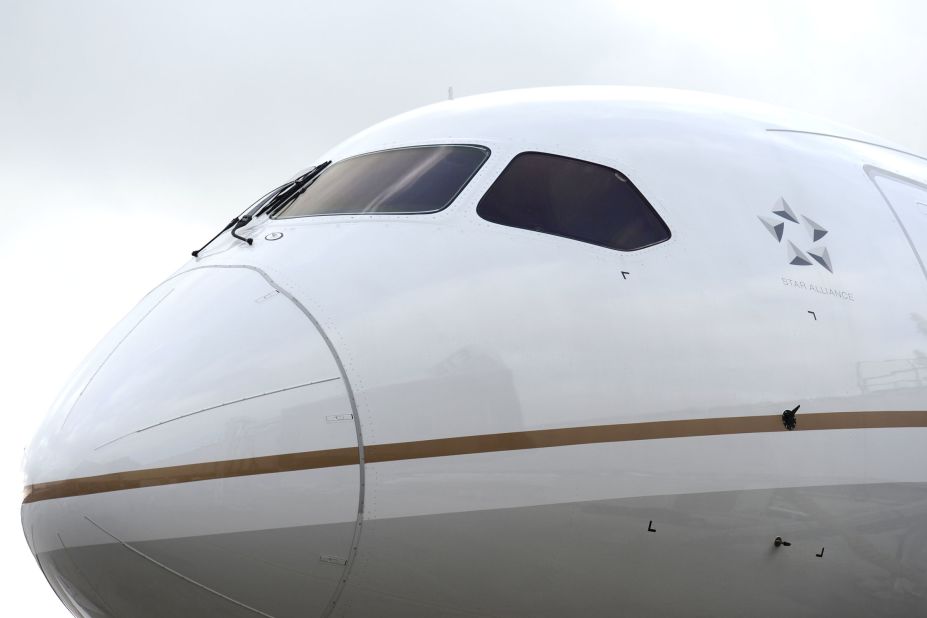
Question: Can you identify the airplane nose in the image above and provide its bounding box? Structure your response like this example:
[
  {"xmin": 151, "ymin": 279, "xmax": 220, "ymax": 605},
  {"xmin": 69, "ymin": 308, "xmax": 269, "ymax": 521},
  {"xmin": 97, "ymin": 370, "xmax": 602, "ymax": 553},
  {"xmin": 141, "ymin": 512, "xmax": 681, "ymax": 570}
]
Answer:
[{"xmin": 22, "ymin": 266, "xmax": 362, "ymax": 618}]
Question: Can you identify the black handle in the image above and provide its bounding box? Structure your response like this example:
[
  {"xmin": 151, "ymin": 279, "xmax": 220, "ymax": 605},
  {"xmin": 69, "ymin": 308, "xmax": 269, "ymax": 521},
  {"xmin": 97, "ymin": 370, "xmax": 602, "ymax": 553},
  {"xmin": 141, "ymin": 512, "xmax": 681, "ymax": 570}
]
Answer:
[{"xmin": 230, "ymin": 215, "xmax": 254, "ymax": 245}]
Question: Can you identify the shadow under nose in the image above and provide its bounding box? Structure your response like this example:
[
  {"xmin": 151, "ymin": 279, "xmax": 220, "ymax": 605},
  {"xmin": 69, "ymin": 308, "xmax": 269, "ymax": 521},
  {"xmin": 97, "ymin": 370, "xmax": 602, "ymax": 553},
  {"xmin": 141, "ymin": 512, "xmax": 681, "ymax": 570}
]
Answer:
[{"xmin": 28, "ymin": 505, "xmax": 358, "ymax": 618}]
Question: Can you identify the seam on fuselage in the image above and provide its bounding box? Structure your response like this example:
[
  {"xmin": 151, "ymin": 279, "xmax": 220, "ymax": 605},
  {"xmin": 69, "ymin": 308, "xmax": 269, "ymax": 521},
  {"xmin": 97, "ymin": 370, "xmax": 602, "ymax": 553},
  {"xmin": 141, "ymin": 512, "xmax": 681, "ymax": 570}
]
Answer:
[
  {"xmin": 157, "ymin": 264, "xmax": 367, "ymax": 618},
  {"xmin": 59, "ymin": 288, "xmax": 175, "ymax": 430},
  {"xmin": 94, "ymin": 377, "xmax": 342, "ymax": 451},
  {"xmin": 863, "ymin": 165, "xmax": 927, "ymax": 283},
  {"xmin": 83, "ymin": 516, "xmax": 277, "ymax": 617}
]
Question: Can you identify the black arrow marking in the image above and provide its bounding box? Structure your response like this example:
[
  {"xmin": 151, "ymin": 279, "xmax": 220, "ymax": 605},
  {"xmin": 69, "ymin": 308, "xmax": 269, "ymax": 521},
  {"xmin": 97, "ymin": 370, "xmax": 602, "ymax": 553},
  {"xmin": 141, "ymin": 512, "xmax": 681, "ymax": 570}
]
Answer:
[
  {"xmin": 816, "ymin": 547, "xmax": 824, "ymax": 558},
  {"xmin": 621, "ymin": 271, "xmax": 630, "ymax": 280},
  {"xmin": 647, "ymin": 520, "xmax": 656, "ymax": 532},
  {"xmin": 808, "ymin": 310, "xmax": 816, "ymax": 320}
]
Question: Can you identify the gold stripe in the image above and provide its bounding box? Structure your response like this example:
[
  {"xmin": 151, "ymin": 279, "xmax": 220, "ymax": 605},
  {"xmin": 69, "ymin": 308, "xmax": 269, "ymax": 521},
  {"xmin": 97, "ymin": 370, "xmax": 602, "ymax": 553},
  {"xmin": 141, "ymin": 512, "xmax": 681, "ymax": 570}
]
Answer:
[
  {"xmin": 23, "ymin": 447, "xmax": 359, "ymax": 504},
  {"xmin": 22, "ymin": 410, "xmax": 927, "ymax": 504}
]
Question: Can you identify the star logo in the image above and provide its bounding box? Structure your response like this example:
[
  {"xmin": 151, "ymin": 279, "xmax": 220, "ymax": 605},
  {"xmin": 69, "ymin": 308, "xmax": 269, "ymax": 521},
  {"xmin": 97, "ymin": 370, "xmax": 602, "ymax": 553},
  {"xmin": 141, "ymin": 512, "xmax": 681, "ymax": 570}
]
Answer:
[{"xmin": 758, "ymin": 198, "xmax": 833, "ymax": 273}]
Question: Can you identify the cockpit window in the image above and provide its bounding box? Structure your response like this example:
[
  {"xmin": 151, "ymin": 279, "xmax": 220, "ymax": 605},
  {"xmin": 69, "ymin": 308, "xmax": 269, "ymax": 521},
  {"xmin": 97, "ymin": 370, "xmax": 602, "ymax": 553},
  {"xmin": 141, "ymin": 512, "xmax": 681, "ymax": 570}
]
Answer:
[
  {"xmin": 274, "ymin": 145, "xmax": 489, "ymax": 218},
  {"xmin": 476, "ymin": 152, "xmax": 671, "ymax": 251}
]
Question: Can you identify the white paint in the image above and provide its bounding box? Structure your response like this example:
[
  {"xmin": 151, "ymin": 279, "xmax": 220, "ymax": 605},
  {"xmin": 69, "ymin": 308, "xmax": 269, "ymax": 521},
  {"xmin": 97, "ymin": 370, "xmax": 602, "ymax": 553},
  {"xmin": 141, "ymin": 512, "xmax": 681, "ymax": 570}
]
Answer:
[{"xmin": 19, "ymin": 88, "xmax": 927, "ymax": 616}]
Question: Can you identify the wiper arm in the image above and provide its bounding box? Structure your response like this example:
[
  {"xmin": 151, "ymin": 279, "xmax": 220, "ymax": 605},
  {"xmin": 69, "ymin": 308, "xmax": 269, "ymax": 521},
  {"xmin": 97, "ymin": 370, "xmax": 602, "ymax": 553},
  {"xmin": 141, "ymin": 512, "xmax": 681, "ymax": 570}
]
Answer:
[
  {"xmin": 190, "ymin": 160, "xmax": 330, "ymax": 258},
  {"xmin": 229, "ymin": 215, "xmax": 255, "ymax": 245},
  {"xmin": 191, "ymin": 213, "xmax": 255, "ymax": 257},
  {"xmin": 191, "ymin": 189, "xmax": 276, "ymax": 257},
  {"xmin": 191, "ymin": 217, "xmax": 238, "ymax": 257}
]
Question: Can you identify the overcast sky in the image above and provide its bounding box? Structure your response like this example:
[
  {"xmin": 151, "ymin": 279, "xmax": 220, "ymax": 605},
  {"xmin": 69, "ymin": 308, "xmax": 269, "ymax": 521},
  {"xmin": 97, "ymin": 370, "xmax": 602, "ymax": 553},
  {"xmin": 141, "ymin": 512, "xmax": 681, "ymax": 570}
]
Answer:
[{"xmin": 3, "ymin": 1, "xmax": 927, "ymax": 615}]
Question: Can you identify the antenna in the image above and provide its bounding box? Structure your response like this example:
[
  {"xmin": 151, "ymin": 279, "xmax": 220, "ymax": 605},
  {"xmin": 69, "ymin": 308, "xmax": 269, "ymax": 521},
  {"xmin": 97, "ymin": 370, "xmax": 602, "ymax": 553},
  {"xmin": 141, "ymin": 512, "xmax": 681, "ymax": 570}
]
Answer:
[{"xmin": 448, "ymin": 86, "xmax": 454, "ymax": 101}]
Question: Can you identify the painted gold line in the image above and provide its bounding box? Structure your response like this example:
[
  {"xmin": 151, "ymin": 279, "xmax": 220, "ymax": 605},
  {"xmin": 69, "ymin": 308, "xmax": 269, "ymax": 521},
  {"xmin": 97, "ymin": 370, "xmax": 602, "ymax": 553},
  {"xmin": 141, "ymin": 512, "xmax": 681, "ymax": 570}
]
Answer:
[
  {"xmin": 365, "ymin": 410, "xmax": 927, "ymax": 463},
  {"xmin": 22, "ymin": 410, "xmax": 927, "ymax": 504},
  {"xmin": 23, "ymin": 447, "xmax": 359, "ymax": 504}
]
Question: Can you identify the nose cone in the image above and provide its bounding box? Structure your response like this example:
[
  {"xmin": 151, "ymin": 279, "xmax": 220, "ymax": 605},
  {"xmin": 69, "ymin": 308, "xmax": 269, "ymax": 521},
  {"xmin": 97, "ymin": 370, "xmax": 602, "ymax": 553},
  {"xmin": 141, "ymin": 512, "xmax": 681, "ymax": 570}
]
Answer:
[{"xmin": 22, "ymin": 266, "xmax": 361, "ymax": 617}]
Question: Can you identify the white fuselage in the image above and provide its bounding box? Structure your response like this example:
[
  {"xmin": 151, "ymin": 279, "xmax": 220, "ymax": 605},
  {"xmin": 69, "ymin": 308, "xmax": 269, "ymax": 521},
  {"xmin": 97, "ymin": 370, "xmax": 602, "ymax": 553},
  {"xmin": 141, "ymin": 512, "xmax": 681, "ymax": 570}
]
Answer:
[{"xmin": 22, "ymin": 88, "xmax": 927, "ymax": 617}]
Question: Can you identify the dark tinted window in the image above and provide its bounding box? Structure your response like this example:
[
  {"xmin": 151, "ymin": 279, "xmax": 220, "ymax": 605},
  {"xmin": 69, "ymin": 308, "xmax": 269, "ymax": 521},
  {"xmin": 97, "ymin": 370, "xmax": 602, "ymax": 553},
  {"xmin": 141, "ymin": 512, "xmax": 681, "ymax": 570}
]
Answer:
[
  {"xmin": 276, "ymin": 145, "xmax": 489, "ymax": 218},
  {"xmin": 476, "ymin": 152, "xmax": 670, "ymax": 251}
]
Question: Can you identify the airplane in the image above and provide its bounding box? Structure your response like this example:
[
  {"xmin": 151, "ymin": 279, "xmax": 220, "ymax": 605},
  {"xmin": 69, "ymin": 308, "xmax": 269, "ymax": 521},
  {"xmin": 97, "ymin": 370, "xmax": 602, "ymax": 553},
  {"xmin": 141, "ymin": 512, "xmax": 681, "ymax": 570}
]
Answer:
[{"xmin": 20, "ymin": 86, "xmax": 927, "ymax": 617}]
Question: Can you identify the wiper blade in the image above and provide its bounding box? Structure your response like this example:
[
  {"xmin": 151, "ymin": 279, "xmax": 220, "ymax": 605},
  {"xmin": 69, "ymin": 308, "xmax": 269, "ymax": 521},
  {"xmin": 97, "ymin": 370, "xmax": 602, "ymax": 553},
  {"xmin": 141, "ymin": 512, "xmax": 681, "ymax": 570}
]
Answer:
[
  {"xmin": 263, "ymin": 160, "xmax": 331, "ymax": 219},
  {"xmin": 190, "ymin": 161, "xmax": 330, "ymax": 258}
]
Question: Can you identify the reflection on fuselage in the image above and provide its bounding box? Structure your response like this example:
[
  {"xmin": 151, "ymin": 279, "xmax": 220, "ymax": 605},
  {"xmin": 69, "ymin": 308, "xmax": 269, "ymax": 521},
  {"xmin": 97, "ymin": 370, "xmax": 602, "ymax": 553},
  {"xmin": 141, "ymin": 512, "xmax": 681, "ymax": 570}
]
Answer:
[{"xmin": 22, "ymin": 87, "xmax": 927, "ymax": 617}]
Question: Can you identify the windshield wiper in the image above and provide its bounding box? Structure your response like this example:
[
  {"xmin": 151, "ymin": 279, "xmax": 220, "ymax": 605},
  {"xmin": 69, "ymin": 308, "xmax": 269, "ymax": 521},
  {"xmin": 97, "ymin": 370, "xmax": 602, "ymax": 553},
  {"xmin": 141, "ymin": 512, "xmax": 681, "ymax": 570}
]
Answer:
[
  {"xmin": 261, "ymin": 160, "xmax": 331, "ymax": 219},
  {"xmin": 191, "ymin": 161, "xmax": 331, "ymax": 258},
  {"xmin": 191, "ymin": 217, "xmax": 239, "ymax": 257}
]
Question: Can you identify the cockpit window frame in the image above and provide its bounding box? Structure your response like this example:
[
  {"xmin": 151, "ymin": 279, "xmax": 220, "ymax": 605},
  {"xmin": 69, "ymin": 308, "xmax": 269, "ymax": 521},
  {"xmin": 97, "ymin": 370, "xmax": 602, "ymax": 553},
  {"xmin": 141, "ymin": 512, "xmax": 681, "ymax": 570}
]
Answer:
[
  {"xmin": 475, "ymin": 150, "xmax": 672, "ymax": 252},
  {"xmin": 271, "ymin": 143, "xmax": 492, "ymax": 220}
]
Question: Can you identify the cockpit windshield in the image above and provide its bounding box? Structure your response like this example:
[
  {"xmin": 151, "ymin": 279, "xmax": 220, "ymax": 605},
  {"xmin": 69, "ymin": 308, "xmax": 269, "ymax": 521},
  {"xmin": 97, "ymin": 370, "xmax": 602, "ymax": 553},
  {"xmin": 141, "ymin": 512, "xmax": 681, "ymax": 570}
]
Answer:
[{"xmin": 274, "ymin": 145, "xmax": 490, "ymax": 219}]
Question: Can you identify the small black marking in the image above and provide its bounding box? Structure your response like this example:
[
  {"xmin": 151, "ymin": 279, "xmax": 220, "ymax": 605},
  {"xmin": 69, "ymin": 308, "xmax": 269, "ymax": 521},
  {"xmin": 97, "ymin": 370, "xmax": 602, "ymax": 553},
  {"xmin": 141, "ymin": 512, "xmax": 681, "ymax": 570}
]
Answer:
[
  {"xmin": 621, "ymin": 271, "xmax": 630, "ymax": 280},
  {"xmin": 774, "ymin": 536, "xmax": 791, "ymax": 548},
  {"xmin": 782, "ymin": 404, "xmax": 800, "ymax": 431},
  {"xmin": 816, "ymin": 547, "xmax": 824, "ymax": 558},
  {"xmin": 808, "ymin": 310, "xmax": 817, "ymax": 320},
  {"xmin": 647, "ymin": 520, "xmax": 656, "ymax": 532}
]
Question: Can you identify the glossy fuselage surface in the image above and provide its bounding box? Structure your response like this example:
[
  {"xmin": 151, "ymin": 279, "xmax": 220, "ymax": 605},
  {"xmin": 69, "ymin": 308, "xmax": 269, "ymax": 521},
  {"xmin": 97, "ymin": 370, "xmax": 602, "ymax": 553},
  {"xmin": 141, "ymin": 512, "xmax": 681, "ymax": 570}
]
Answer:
[{"xmin": 22, "ymin": 88, "xmax": 927, "ymax": 617}]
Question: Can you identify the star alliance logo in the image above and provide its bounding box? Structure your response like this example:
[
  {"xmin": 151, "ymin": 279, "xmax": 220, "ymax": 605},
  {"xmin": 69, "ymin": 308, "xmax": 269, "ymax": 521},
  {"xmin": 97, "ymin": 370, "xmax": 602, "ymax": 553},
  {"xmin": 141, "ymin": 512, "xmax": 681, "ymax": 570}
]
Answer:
[{"xmin": 758, "ymin": 198, "xmax": 834, "ymax": 273}]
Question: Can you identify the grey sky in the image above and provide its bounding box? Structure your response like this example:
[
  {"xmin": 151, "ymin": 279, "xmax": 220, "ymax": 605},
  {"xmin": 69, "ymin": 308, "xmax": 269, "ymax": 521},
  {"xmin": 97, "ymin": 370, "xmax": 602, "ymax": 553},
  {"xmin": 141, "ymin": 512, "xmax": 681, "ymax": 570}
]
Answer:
[
  {"xmin": 3, "ymin": 1, "xmax": 927, "ymax": 234},
  {"xmin": 3, "ymin": 1, "xmax": 927, "ymax": 615}
]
